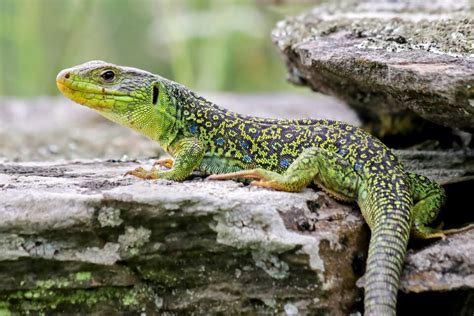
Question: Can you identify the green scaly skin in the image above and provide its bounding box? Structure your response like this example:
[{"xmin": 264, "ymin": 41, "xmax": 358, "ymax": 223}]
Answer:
[{"xmin": 57, "ymin": 61, "xmax": 467, "ymax": 315}]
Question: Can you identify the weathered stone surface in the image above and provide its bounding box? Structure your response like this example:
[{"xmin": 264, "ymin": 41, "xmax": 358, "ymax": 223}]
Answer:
[
  {"xmin": 0, "ymin": 153, "xmax": 473, "ymax": 314},
  {"xmin": 272, "ymin": 0, "xmax": 474, "ymax": 137},
  {"xmin": 401, "ymin": 229, "xmax": 474, "ymax": 293},
  {"xmin": 394, "ymin": 150, "xmax": 474, "ymax": 185},
  {"xmin": 0, "ymin": 160, "xmax": 366, "ymax": 314}
]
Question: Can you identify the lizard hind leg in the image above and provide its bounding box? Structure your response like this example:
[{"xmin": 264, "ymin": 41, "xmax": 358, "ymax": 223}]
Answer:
[
  {"xmin": 208, "ymin": 147, "xmax": 338, "ymax": 192},
  {"xmin": 210, "ymin": 168, "xmax": 306, "ymax": 191},
  {"xmin": 208, "ymin": 147, "xmax": 355, "ymax": 193},
  {"xmin": 408, "ymin": 172, "xmax": 473, "ymax": 239}
]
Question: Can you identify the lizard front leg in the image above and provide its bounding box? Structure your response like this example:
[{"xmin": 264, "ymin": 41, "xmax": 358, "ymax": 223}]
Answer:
[{"xmin": 125, "ymin": 137, "xmax": 204, "ymax": 181}]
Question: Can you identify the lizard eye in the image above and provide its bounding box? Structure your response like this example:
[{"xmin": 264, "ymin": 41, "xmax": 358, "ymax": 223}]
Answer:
[{"xmin": 100, "ymin": 70, "xmax": 115, "ymax": 82}]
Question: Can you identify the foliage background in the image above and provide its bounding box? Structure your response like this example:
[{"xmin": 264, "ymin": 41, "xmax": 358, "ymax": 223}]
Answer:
[{"xmin": 0, "ymin": 0, "xmax": 314, "ymax": 96}]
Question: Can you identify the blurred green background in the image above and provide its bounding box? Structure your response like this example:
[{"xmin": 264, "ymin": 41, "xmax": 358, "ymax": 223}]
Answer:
[{"xmin": 0, "ymin": 0, "xmax": 314, "ymax": 96}]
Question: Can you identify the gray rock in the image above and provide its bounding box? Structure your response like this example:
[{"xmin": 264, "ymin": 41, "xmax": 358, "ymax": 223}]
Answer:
[
  {"xmin": 0, "ymin": 160, "xmax": 364, "ymax": 314},
  {"xmin": 401, "ymin": 229, "xmax": 474, "ymax": 293},
  {"xmin": 272, "ymin": 0, "xmax": 474, "ymax": 136},
  {"xmin": 0, "ymin": 154, "xmax": 472, "ymax": 314},
  {"xmin": 393, "ymin": 149, "xmax": 474, "ymax": 184}
]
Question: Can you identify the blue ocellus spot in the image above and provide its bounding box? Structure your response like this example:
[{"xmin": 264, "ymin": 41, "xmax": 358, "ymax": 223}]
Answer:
[
  {"xmin": 189, "ymin": 125, "xmax": 198, "ymax": 134},
  {"xmin": 216, "ymin": 137, "xmax": 225, "ymax": 145},
  {"xmin": 338, "ymin": 148, "xmax": 348, "ymax": 155},
  {"xmin": 243, "ymin": 155, "xmax": 252, "ymax": 163},
  {"xmin": 240, "ymin": 141, "xmax": 249, "ymax": 149},
  {"xmin": 280, "ymin": 159, "xmax": 290, "ymax": 168},
  {"xmin": 354, "ymin": 163, "xmax": 363, "ymax": 171}
]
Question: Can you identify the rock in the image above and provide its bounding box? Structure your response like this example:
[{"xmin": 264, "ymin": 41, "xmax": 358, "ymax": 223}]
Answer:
[
  {"xmin": 401, "ymin": 229, "xmax": 474, "ymax": 293},
  {"xmin": 393, "ymin": 150, "xmax": 474, "ymax": 185},
  {"xmin": 0, "ymin": 160, "xmax": 366, "ymax": 314},
  {"xmin": 272, "ymin": 0, "xmax": 474, "ymax": 138},
  {"xmin": 0, "ymin": 153, "xmax": 473, "ymax": 314},
  {"xmin": 398, "ymin": 230, "xmax": 474, "ymax": 316}
]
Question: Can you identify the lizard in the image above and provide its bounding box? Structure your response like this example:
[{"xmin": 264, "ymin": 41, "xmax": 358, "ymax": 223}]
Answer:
[{"xmin": 56, "ymin": 60, "xmax": 472, "ymax": 315}]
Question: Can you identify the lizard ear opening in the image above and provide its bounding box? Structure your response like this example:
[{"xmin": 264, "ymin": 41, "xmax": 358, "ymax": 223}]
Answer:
[{"xmin": 152, "ymin": 84, "xmax": 159, "ymax": 105}]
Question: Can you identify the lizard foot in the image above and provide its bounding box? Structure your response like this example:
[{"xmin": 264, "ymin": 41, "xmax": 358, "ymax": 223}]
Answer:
[
  {"xmin": 207, "ymin": 170, "xmax": 266, "ymax": 181},
  {"xmin": 440, "ymin": 223, "xmax": 474, "ymax": 236},
  {"xmin": 420, "ymin": 231, "xmax": 447, "ymax": 240},
  {"xmin": 153, "ymin": 158, "xmax": 174, "ymax": 169},
  {"xmin": 415, "ymin": 223, "xmax": 474, "ymax": 240},
  {"xmin": 124, "ymin": 166, "xmax": 159, "ymax": 179},
  {"xmin": 208, "ymin": 170, "xmax": 286, "ymax": 191},
  {"xmin": 250, "ymin": 180, "xmax": 281, "ymax": 190}
]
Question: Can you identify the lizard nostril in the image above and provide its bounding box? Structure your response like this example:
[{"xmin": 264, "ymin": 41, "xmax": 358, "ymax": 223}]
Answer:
[{"xmin": 64, "ymin": 72, "xmax": 70, "ymax": 79}]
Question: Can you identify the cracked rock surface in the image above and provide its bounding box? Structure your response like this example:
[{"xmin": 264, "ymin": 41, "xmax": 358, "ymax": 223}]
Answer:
[
  {"xmin": 272, "ymin": 0, "xmax": 474, "ymax": 137},
  {"xmin": 0, "ymin": 155, "xmax": 473, "ymax": 314},
  {"xmin": 0, "ymin": 160, "xmax": 366, "ymax": 314}
]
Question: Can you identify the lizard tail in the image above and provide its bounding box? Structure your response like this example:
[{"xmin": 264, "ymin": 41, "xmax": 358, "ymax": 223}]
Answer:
[{"xmin": 362, "ymin": 174, "xmax": 412, "ymax": 316}]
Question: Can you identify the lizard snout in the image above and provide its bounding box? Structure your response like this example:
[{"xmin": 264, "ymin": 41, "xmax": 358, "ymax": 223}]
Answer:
[{"xmin": 56, "ymin": 69, "xmax": 71, "ymax": 83}]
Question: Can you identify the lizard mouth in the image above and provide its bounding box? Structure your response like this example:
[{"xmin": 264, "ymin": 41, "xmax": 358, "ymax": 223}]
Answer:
[{"xmin": 56, "ymin": 70, "xmax": 133, "ymax": 111}]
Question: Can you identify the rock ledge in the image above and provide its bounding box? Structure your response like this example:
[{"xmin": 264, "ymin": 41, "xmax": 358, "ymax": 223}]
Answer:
[{"xmin": 0, "ymin": 157, "xmax": 473, "ymax": 314}]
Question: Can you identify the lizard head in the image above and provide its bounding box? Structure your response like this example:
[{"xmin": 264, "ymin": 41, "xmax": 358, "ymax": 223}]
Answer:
[{"xmin": 56, "ymin": 60, "xmax": 175, "ymax": 139}]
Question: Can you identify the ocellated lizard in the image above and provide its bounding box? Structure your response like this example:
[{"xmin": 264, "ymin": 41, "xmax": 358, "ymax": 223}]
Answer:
[{"xmin": 57, "ymin": 61, "xmax": 471, "ymax": 315}]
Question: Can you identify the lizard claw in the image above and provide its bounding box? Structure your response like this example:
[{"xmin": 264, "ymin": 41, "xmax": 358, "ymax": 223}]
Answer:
[
  {"xmin": 418, "ymin": 223, "xmax": 474, "ymax": 240},
  {"xmin": 124, "ymin": 166, "xmax": 159, "ymax": 179},
  {"xmin": 153, "ymin": 158, "xmax": 174, "ymax": 169},
  {"xmin": 124, "ymin": 166, "xmax": 145, "ymax": 177},
  {"xmin": 440, "ymin": 223, "xmax": 474, "ymax": 237}
]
